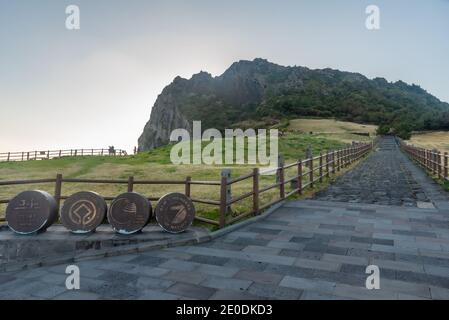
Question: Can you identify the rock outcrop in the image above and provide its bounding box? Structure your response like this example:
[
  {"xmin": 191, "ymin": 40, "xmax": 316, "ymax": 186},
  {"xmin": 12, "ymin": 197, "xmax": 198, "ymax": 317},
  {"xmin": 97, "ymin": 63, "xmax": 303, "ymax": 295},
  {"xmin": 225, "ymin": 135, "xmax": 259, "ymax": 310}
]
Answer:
[{"xmin": 138, "ymin": 58, "xmax": 449, "ymax": 151}]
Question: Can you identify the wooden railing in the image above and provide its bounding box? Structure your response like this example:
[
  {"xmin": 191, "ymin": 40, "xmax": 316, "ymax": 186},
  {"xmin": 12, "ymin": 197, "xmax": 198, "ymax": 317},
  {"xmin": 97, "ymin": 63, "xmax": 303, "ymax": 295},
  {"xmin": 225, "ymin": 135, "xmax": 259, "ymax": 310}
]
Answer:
[
  {"xmin": 400, "ymin": 141, "xmax": 449, "ymax": 182},
  {"xmin": 0, "ymin": 148, "xmax": 127, "ymax": 162},
  {"xmin": 0, "ymin": 142, "xmax": 374, "ymax": 226}
]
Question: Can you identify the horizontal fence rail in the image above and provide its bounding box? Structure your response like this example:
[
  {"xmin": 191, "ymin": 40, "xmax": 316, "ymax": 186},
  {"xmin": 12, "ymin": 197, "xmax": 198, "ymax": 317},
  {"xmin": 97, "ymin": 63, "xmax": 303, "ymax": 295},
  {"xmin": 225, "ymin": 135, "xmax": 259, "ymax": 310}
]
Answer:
[
  {"xmin": 0, "ymin": 141, "xmax": 375, "ymax": 227},
  {"xmin": 0, "ymin": 148, "xmax": 127, "ymax": 162},
  {"xmin": 400, "ymin": 140, "xmax": 449, "ymax": 183}
]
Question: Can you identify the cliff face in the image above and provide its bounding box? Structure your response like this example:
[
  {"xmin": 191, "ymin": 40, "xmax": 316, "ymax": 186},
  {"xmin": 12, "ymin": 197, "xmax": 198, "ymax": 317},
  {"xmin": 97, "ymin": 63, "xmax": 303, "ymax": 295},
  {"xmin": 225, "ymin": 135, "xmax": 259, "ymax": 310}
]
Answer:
[
  {"xmin": 138, "ymin": 58, "xmax": 449, "ymax": 151},
  {"xmin": 138, "ymin": 58, "xmax": 279, "ymax": 151}
]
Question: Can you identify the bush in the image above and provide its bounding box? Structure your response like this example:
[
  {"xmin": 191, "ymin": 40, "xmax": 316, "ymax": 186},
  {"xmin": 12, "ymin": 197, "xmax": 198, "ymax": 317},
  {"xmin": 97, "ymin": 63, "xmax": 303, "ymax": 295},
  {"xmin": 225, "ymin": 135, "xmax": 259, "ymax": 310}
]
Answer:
[{"xmin": 376, "ymin": 125, "xmax": 390, "ymax": 135}]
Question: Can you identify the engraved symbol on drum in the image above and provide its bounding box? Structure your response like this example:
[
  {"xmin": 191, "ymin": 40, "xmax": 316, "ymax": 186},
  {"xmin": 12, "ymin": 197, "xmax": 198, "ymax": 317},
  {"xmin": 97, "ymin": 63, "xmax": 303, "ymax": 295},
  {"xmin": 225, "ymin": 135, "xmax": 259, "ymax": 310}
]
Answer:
[
  {"xmin": 61, "ymin": 191, "xmax": 107, "ymax": 234},
  {"xmin": 69, "ymin": 200, "xmax": 97, "ymax": 226},
  {"xmin": 108, "ymin": 199, "xmax": 137, "ymax": 225},
  {"xmin": 107, "ymin": 192, "xmax": 151, "ymax": 235},
  {"xmin": 155, "ymin": 193, "xmax": 196, "ymax": 234}
]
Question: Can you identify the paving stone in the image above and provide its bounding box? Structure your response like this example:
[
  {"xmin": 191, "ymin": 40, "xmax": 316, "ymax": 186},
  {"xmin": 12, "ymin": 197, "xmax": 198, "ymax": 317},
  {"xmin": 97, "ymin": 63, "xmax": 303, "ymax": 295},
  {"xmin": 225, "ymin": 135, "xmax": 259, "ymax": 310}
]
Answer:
[
  {"xmin": 162, "ymin": 271, "xmax": 207, "ymax": 285},
  {"xmin": 0, "ymin": 274, "xmax": 16, "ymax": 285},
  {"xmin": 294, "ymin": 258, "xmax": 341, "ymax": 272},
  {"xmin": 166, "ymin": 283, "xmax": 216, "ymax": 300},
  {"xmin": 279, "ymin": 276, "xmax": 336, "ymax": 295},
  {"xmin": 242, "ymin": 245, "xmax": 281, "ymax": 256},
  {"xmin": 246, "ymin": 227, "xmax": 282, "ymax": 235},
  {"xmin": 430, "ymin": 286, "xmax": 449, "ymax": 300},
  {"xmin": 380, "ymin": 279, "xmax": 431, "ymax": 298},
  {"xmin": 54, "ymin": 290, "xmax": 101, "ymax": 300},
  {"xmin": 232, "ymin": 238, "xmax": 270, "ymax": 247},
  {"xmin": 234, "ymin": 270, "xmax": 283, "ymax": 285},
  {"xmin": 189, "ymin": 255, "xmax": 229, "ymax": 266},
  {"xmin": 300, "ymin": 291, "xmax": 342, "ymax": 300},
  {"xmin": 263, "ymin": 264, "xmax": 315, "ymax": 279},
  {"xmin": 350, "ymin": 236, "xmax": 394, "ymax": 246},
  {"xmin": 196, "ymin": 264, "xmax": 240, "ymax": 278},
  {"xmin": 200, "ymin": 276, "xmax": 252, "ymax": 291},
  {"xmin": 135, "ymin": 276, "xmax": 175, "ymax": 290},
  {"xmin": 322, "ymin": 253, "xmax": 369, "ymax": 266},
  {"xmin": 371, "ymin": 259, "xmax": 424, "ymax": 273},
  {"xmin": 224, "ymin": 258, "xmax": 268, "ymax": 272},
  {"xmin": 210, "ymin": 289, "xmax": 266, "ymax": 300},
  {"xmin": 138, "ymin": 289, "xmax": 180, "ymax": 300},
  {"xmin": 158, "ymin": 259, "xmax": 198, "ymax": 272},
  {"xmin": 313, "ymin": 270, "xmax": 366, "ymax": 287},
  {"xmin": 128, "ymin": 255, "xmax": 169, "ymax": 267},
  {"xmin": 247, "ymin": 283, "xmax": 303, "ymax": 300},
  {"xmin": 319, "ymin": 224, "xmax": 355, "ymax": 231},
  {"xmin": 333, "ymin": 283, "xmax": 396, "ymax": 300}
]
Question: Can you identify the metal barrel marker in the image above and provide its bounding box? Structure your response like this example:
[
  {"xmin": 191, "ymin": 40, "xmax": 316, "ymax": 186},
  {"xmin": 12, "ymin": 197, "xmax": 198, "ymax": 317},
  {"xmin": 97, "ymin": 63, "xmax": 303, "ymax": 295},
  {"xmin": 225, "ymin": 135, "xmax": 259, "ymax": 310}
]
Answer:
[
  {"xmin": 107, "ymin": 192, "xmax": 152, "ymax": 235},
  {"xmin": 6, "ymin": 190, "xmax": 58, "ymax": 234},
  {"xmin": 155, "ymin": 192, "xmax": 196, "ymax": 234}
]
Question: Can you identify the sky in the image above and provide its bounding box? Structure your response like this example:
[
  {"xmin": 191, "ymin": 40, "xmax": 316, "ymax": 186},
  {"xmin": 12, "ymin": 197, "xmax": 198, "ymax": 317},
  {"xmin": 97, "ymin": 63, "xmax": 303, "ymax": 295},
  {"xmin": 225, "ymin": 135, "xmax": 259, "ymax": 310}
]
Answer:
[{"xmin": 0, "ymin": 0, "xmax": 448, "ymax": 153}]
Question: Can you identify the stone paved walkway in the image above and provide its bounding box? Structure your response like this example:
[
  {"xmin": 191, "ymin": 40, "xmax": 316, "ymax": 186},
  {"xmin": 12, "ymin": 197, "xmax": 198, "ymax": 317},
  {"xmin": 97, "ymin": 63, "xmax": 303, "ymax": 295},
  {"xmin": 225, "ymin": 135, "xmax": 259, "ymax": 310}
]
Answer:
[
  {"xmin": 1, "ymin": 137, "xmax": 449, "ymax": 300},
  {"xmin": 314, "ymin": 136, "xmax": 448, "ymax": 208}
]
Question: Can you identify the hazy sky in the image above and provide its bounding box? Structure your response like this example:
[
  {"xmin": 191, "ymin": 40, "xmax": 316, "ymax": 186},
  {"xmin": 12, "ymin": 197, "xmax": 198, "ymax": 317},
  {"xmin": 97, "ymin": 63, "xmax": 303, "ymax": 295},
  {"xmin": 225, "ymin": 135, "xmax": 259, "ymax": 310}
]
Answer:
[{"xmin": 0, "ymin": 0, "xmax": 448, "ymax": 153}]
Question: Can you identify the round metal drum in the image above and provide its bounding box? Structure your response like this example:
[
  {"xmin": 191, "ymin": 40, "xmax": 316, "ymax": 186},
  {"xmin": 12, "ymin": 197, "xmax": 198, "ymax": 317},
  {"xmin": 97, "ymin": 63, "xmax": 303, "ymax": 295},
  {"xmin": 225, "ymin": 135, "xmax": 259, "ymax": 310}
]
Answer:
[
  {"xmin": 107, "ymin": 192, "xmax": 151, "ymax": 235},
  {"xmin": 155, "ymin": 193, "xmax": 195, "ymax": 234},
  {"xmin": 6, "ymin": 190, "xmax": 58, "ymax": 235},
  {"xmin": 60, "ymin": 191, "xmax": 107, "ymax": 234}
]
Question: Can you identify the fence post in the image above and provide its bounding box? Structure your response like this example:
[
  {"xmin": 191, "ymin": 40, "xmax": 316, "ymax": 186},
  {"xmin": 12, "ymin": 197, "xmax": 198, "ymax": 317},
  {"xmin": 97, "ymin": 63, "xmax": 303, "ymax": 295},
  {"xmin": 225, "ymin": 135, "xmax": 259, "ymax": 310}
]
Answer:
[
  {"xmin": 27, "ymin": 152, "xmax": 30, "ymax": 161},
  {"xmin": 319, "ymin": 153, "xmax": 323, "ymax": 183},
  {"xmin": 309, "ymin": 157, "xmax": 314, "ymax": 188},
  {"xmin": 297, "ymin": 160, "xmax": 303, "ymax": 195},
  {"xmin": 337, "ymin": 150, "xmax": 341, "ymax": 172},
  {"xmin": 331, "ymin": 150, "xmax": 336, "ymax": 174},
  {"xmin": 279, "ymin": 165, "xmax": 285, "ymax": 199},
  {"xmin": 219, "ymin": 175, "xmax": 228, "ymax": 228},
  {"xmin": 433, "ymin": 150, "xmax": 438, "ymax": 175},
  {"xmin": 54, "ymin": 174, "xmax": 63, "ymax": 212},
  {"xmin": 7, "ymin": 152, "xmax": 10, "ymax": 162},
  {"xmin": 253, "ymin": 168, "xmax": 259, "ymax": 215},
  {"xmin": 127, "ymin": 176, "xmax": 134, "ymax": 192},
  {"xmin": 47, "ymin": 150, "xmax": 50, "ymax": 159},
  {"xmin": 444, "ymin": 152, "xmax": 448, "ymax": 180},
  {"xmin": 185, "ymin": 176, "xmax": 191, "ymax": 198},
  {"xmin": 326, "ymin": 150, "xmax": 331, "ymax": 177},
  {"xmin": 438, "ymin": 152, "xmax": 442, "ymax": 179},
  {"xmin": 21, "ymin": 152, "xmax": 24, "ymax": 161}
]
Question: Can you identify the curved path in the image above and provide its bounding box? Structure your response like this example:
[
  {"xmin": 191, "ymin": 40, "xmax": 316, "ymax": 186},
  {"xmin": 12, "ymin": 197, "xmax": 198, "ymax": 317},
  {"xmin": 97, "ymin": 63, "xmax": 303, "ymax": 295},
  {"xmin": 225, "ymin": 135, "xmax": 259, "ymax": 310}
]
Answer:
[{"xmin": 1, "ymin": 137, "xmax": 449, "ymax": 300}]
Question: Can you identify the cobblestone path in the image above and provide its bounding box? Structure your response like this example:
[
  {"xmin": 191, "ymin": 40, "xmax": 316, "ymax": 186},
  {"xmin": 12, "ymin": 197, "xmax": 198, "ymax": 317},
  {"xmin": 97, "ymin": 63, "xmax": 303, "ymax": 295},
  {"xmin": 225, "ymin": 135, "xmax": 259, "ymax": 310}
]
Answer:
[{"xmin": 314, "ymin": 136, "xmax": 449, "ymax": 209}]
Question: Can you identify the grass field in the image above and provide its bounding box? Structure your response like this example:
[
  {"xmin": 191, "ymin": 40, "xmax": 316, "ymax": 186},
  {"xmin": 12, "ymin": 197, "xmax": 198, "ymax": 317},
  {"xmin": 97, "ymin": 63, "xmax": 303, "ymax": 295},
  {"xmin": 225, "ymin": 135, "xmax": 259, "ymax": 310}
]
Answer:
[
  {"xmin": 288, "ymin": 119, "xmax": 377, "ymax": 144},
  {"xmin": 0, "ymin": 119, "xmax": 375, "ymax": 228},
  {"xmin": 409, "ymin": 131, "xmax": 449, "ymax": 154}
]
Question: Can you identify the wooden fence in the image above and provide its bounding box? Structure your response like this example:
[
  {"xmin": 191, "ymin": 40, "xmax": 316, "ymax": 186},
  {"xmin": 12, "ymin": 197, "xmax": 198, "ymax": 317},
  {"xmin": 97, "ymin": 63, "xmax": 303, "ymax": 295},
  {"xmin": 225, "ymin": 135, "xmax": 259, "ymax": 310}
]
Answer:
[
  {"xmin": 0, "ymin": 148, "xmax": 127, "ymax": 162},
  {"xmin": 0, "ymin": 142, "xmax": 374, "ymax": 227},
  {"xmin": 400, "ymin": 141, "xmax": 449, "ymax": 182}
]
